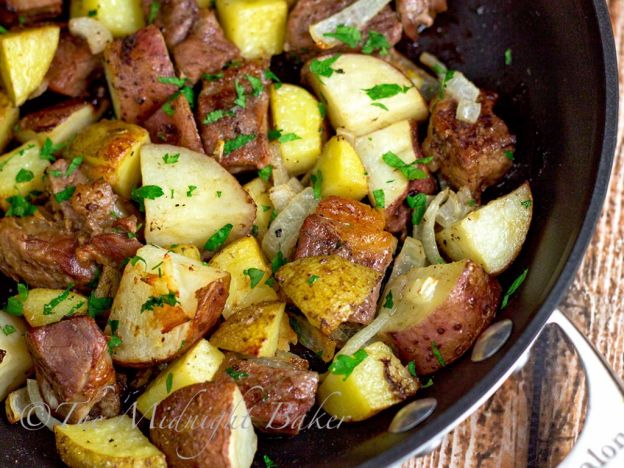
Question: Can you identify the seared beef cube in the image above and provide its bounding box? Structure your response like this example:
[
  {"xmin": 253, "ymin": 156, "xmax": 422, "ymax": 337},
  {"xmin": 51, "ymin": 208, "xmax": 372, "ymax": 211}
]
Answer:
[
  {"xmin": 396, "ymin": 0, "xmax": 448, "ymax": 40},
  {"xmin": 423, "ymin": 91, "xmax": 515, "ymax": 198},
  {"xmin": 141, "ymin": 0, "xmax": 198, "ymax": 48},
  {"xmin": 103, "ymin": 25, "xmax": 179, "ymax": 124},
  {"xmin": 143, "ymin": 93, "xmax": 203, "ymax": 152},
  {"xmin": 0, "ymin": 215, "xmax": 97, "ymax": 289},
  {"xmin": 286, "ymin": 0, "xmax": 402, "ymax": 55},
  {"xmin": 46, "ymin": 33, "xmax": 101, "ymax": 98},
  {"xmin": 294, "ymin": 196, "xmax": 397, "ymax": 324},
  {"xmin": 0, "ymin": 0, "xmax": 62, "ymax": 26},
  {"xmin": 197, "ymin": 60, "xmax": 271, "ymax": 173},
  {"xmin": 173, "ymin": 9, "xmax": 240, "ymax": 84},
  {"xmin": 218, "ymin": 355, "xmax": 319, "ymax": 435},
  {"xmin": 77, "ymin": 232, "xmax": 142, "ymax": 266},
  {"xmin": 25, "ymin": 316, "xmax": 120, "ymax": 423}
]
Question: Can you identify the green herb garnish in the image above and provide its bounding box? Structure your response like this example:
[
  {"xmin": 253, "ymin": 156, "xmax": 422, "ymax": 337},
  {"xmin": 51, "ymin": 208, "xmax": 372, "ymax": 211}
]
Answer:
[
  {"xmin": 431, "ymin": 341, "xmax": 446, "ymax": 367},
  {"xmin": 307, "ymin": 275, "xmax": 319, "ymax": 286},
  {"xmin": 505, "ymin": 48, "xmax": 513, "ymax": 65},
  {"xmin": 329, "ymin": 349, "xmax": 368, "ymax": 381},
  {"xmin": 271, "ymin": 251, "xmax": 287, "ymax": 274},
  {"xmin": 141, "ymin": 291, "xmax": 179, "ymax": 313},
  {"xmin": 264, "ymin": 69, "xmax": 282, "ymax": 89},
  {"xmin": 310, "ymin": 55, "xmax": 342, "ymax": 80},
  {"xmin": 323, "ymin": 24, "xmax": 361, "ymax": 48},
  {"xmin": 54, "ymin": 186, "xmax": 75, "ymax": 203},
  {"xmin": 15, "ymin": 168, "xmax": 34, "ymax": 183},
  {"xmin": 88, "ymin": 294, "xmax": 112, "ymax": 318},
  {"xmin": 243, "ymin": 268, "xmax": 265, "ymax": 288},
  {"xmin": 258, "ymin": 165, "xmax": 273, "ymax": 182},
  {"xmin": 383, "ymin": 291, "xmax": 393, "ymax": 309},
  {"xmin": 311, "ymin": 170, "xmax": 323, "ymax": 200},
  {"xmin": 247, "ymin": 74, "xmax": 264, "ymax": 97},
  {"xmin": 407, "ymin": 361, "xmax": 417, "ymax": 377},
  {"xmin": 204, "ymin": 224, "xmax": 233, "ymax": 251},
  {"xmin": 6, "ymin": 195, "xmax": 36, "ymax": 217},
  {"xmin": 372, "ymin": 189, "xmax": 385, "ymax": 208},
  {"xmin": 147, "ymin": 1, "xmax": 160, "ymax": 24},
  {"xmin": 2, "ymin": 324, "xmax": 16, "ymax": 336},
  {"xmin": 362, "ymin": 31, "xmax": 390, "ymax": 55},
  {"xmin": 504, "ymin": 150, "xmax": 515, "ymax": 161},
  {"xmin": 202, "ymin": 72, "xmax": 224, "ymax": 81},
  {"xmin": 407, "ymin": 193, "xmax": 427, "ymax": 225},
  {"xmin": 501, "ymin": 268, "xmax": 528, "ymax": 309},
  {"xmin": 363, "ymin": 83, "xmax": 410, "ymax": 101},
  {"xmin": 162, "ymin": 153, "xmax": 180, "ymax": 164},
  {"xmin": 166, "ymin": 372, "xmax": 174, "ymax": 393},
  {"xmin": 43, "ymin": 285, "xmax": 73, "ymax": 315},
  {"xmin": 223, "ymin": 133, "xmax": 256, "ymax": 155},
  {"xmin": 107, "ymin": 319, "xmax": 122, "ymax": 354},
  {"xmin": 382, "ymin": 151, "xmax": 428, "ymax": 180},
  {"xmin": 225, "ymin": 367, "xmax": 248, "ymax": 380}
]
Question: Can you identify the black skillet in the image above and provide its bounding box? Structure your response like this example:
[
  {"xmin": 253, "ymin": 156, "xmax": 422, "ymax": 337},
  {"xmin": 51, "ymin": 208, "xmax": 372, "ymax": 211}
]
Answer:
[{"xmin": 0, "ymin": 0, "xmax": 618, "ymax": 466}]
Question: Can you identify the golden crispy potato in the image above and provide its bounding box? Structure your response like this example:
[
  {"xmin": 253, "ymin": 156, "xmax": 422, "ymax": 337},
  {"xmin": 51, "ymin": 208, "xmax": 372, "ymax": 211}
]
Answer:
[
  {"xmin": 208, "ymin": 236, "xmax": 278, "ymax": 318},
  {"xmin": 210, "ymin": 301, "xmax": 285, "ymax": 357},
  {"xmin": 276, "ymin": 255, "xmax": 381, "ymax": 335},
  {"xmin": 305, "ymin": 54, "xmax": 428, "ymax": 137},
  {"xmin": 382, "ymin": 259, "xmax": 501, "ymax": 375},
  {"xmin": 243, "ymin": 177, "xmax": 274, "ymax": 240},
  {"xmin": 0, "ymin": 141, "xmax": 48, "ymax": 209},
  {"xmin": 141, "ymin": 144, "xmax": 256, "ymax": 251},
  {"xmin": 314, "ymin": 136, "xmax": 368, "ymax": 200},
  {"xmin": 437, "ymin": 182, "xmax": 533, "ymax": 275},
  {"xmin": 168, "ymin": 243, "xmax": 201, "ymax": 261},
  {"xmin": 151, "ymin": 381, "xmax": 257, "ymax": 468},
  {"xmin": 107, "ymin": 244, "xmax": 230, "ymax": 367},
  {"xmin": 17, "ymin": 288, "xmax": 88, "ymax": 328},
  {"xmin": 136, "ymin": 339, "xmax": 224, "ymax": 419},
  {"xmin": 65, "ymin": 120, "xmax": 150, "ymax": 199},
  {"xmin": 277, "ymin": 313, "xmax": 297, "ymax": 351},
  {"xmin": 55, "ymin": 415, "xmax": 166, "ymax": 468},
  {"xmin": 318, "ymin": 341, "xmax": 419, "ymax": 422},
  {"xmin": 0, "ymin": 312, "xmax": 31, "ymax": 401},
  {"xmin": 0, "ymin": 91, "xmax": 18, "ymax": 153},
  {"xmin": 71, "ymin": 0, "xmax": 145, "ymax": 37},
  {"xmin": 0, "ymin": 25, "xmax": 60, "ymax": 106}
]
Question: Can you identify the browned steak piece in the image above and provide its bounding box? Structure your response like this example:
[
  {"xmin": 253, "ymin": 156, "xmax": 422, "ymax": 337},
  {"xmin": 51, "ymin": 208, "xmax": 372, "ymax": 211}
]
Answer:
[
  {"xmin": 423, "ymin": 91, "xmax": 515, "ymax": 199},
  {"xmin": 143, "ymin": 93, "xmax": 203, "ymax": 152},
  {"xmin": 197, "ymin": 60, "xmax": 271, "ymax": 173},
  {"xmin": 173, "ymin": 9, "xmax": 240, "ymax": 84},
  {"xmin": 46, "ymin": 33, "xmax": 101, "ymax": 98},
  {"xmin": 286, "ymin": 0, "xmax": 402, "ymax": 55},
  {"xmin": 141, "ymin": 0, "xmax": 198, "ymax": 48},
  {"xmin": 396, "ymin": 0, "xmax": 448, "ymax": 40},
  {"xmin": 103, "ymin": 25, "xmax": 179, "ymax": 124},
  {"xmin": 25, "ymin": 316, "xmax": 120, "ymax": 423},
  {"xmin": 218, "ymin": 355, "xmax": 319, "ymax": 435},
  {"xmin": 0, "ymin": 0, "xmax": 62, "ymax": 25}
]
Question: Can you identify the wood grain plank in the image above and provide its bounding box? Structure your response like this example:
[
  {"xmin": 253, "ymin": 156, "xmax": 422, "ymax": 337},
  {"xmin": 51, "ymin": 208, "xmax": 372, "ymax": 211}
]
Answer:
[{"xmin": 405, "ymin": 2, "xmax": 624, "ymax": 466}]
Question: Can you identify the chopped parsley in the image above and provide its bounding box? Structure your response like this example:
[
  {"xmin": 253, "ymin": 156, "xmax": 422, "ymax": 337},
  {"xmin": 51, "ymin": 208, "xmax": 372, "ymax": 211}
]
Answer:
[
  {"xmin": 431, "ymin": 341, "xmax": 446, "ymax": 367},
  {"xmin": 243, "ymin": 268, "xmax": 265, "ymax": 288},
  {"xmin": 362, "ymin": 31, "xmax": 390, "ymax": 56},
  {"xmin": 107, "ymin": 319, "xmax": 122, "ymax": 354},
  {"xmin": 224, "ymin": 133, "xmax": 256, "ymax": 155},
  {"xmin": 204, "ymin": 224, "xmax": 233, "ymax": 251},
  {"xmin": 0, "ymin": 26, "xmax": 7, "ymax": 34},
  {"xmin": 521, "ymin": 199, "xmax": 532, "ymax": 209},
  {"xmin": 161, "ymin": 76, "xmax": 194, "ymax": 116},
  {"xmin": 15, "ymin": 168, "xmax": 34, "ymax": 183},
  {"xmin": 202, "ymin": 72, "xmax": 224, "ymax": 81},
  {"xmin": 501, "ymin": 268, "xmax": 528, "ymax": 309},
  {"xmin": 147, "ymin": 1, "xmax": 160, "ymax": 24},
  {"xmin": 39, "ymin": 138, "xmax": 63, "ymax": 162},
  {"xmin": 307, "ymin": 275, "xmax": 320, "ymax": 286},
  {"xmin": 65, "ymin": 156, "xmax": 84, "ymax": 176},
  {"xmin": 329, "ymin": 349, "xmax": 368, "ymax": 381},
  {"xmin": 166, "ymin": 372, "xmax": 174, "ymax": 393},
  {"xmin": 505, "ymin": 48, "xmax": 513, "ymax": 65},
  {"xmin": 467, "ymin": 199, "xmax": 477, "ymax": 207},
  {"xmin": 323, "ymin": 24, "xmax": 361, "ymax": 48},
  {"xmin": 311, "ymin": 170, "xmax": 323, "ymax": 200},
  {"xmin": 6, "ymin": 284, "xmax": 27, "ymax": 316},
  {"xmin": 2, "ymin": 324, "xmax": 16, "ymax": 336},
  {"xmin": 158, "ymin": 76, "xmax": 188, "ymax": 87},
  {"xmin": 185, "ymin": 185, "xmax": 197, "ymax": 197},
  {"xmin": 382, "ymin": 151, "xmax": 428, "ymax": 180},
  {"xmin": 263, "ymin": 455, "xmax": 278, "ymax": 468},
  {"xmin": 88, "ymin": 294, "xmax": 112, "ymax": 318},
  {"xmin": 309, "ymin": 55, "xmax": 342, "ymax": 80},
  {"xmin": 141, "ymin": 291, "xmax": 179, "ymax": 313},
  {"xmin": 407, "ymin": 361, "xmax": 417, "ymax": 377},
  {"xmin": 504, "ymin": 150, "xmax": 515, "ymax": 161},
  {"xmin": 318, "ymin": 101, "xmax": 327, "ymax": 118},
  {"xmin": 131, "ymin": 185, "xmax": 164, "ymax": 210},
  {"xmin": 407, "ymin": 193, "xmax": 427, "ymax": 225},
  {"xmin": 225, "ymin": 367, "xmax": 248, "ymax": 380},
  {"xmin": 268, "ymin": 128, "xmax": 301, "ymax": 144},
  {"xmin": 371, "ymin": 102, "xmax": 389, "ymax": 111},
  {"xmin": 162, "ymin": 153, "xmax": 180, "ymax": 164},
  {"xmin": 264, "ymin": 69, "xmax": 282, "ymax": 89},
  {"xmin": 87, "ymin": 9, "xmax": 97, "ymax": 17},
  {"xmin": 271, "ymin": 251, "xmax": 287, "ymax": 274},
  {"xmin": 439, "ymin": 69, "xmax": 456, "ymax": 98},
  {"xmin": 65, "ymin": 301, "xmax": 85, "ymax": 317},
  {"xmin": 258, "ymin": 165, "xmax": 273, "ymax": 182},
  {"xmin": 43, "ymin": 285, "xmax": 73, "ymax": 315},
  {"xmin": 203, "ymin": 108, "xmax": 235, "ymax": 124},
  {"xmin": 421, "ymin": 377, "xmax": 434, "ymax": 388},
  {"xmin": 247, "ymin": 74, "xmax": 264, "ymax": 97},
  {"xmin": 372, "ymin": 189, "xmax": 385, "ymax": 208},
  {"xmin": 251, "ymin": 224, "xmax": 259, "ymax": 236},
  {"xmin": 383, "ymin": 291, "xmax": 394, "ymax": 309},
  {"xmin": 233, "ymin": 79, "xmax": 247, "ymax": 108},
  {"xmin": 363, "ymin": 83, "xmax": 411, "ymax": 101},
  {"xmin": 54, "ymin": 185, "xmax": 75, "ymax": 203},
  {"xmin": 216, "ymin": 191, "xmax": 222, "ymax": 198},
  {"xmin": 6, "ymin": 195, "xmax": 36, "ymax": 217}
]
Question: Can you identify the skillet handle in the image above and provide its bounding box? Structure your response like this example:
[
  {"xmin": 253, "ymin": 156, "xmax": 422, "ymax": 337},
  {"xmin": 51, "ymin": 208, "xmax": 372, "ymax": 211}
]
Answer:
[{"xmin": 547, "ymin": 309, "xmax": 624, "ymax": 467}]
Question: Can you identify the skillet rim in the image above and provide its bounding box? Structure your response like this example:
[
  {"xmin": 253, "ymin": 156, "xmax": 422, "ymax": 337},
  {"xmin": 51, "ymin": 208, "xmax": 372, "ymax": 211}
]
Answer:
[{"xmin": 359, "ymin": 0, "xmax": 619, "ymax": 465}]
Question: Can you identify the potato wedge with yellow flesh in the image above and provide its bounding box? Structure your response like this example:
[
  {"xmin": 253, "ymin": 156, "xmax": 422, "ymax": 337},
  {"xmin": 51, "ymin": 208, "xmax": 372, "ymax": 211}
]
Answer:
[
  {"xmin": 0, "ymin": 25, "xmax": 60, "ymax": 106},
  {"xmin": 136, "ymin": 339, "xmax": 224, "ymax": 419},
  {"xmin": 14, "ymin": 288, "xmax": 88, "ymax": 327},
  {"xmin": 55, "ymin": 415, "xmax": 166, "ymax": 468},
  {"xmin": 318, "ymin": 341, "xmax": 418, "ymax": 422},
  {"xmin": 382, "ymin": 259, "xmax": 501, "ymax": 375},
  {"xmin": 210, "ymin": 301, "xmax": 285, "ymax": 357},
  {"xmin": 305, "ymin": 54, "xmax": 428, "ymax": 137},
  {"xmin": 0, "ymin": 141, "xmax": 47, "ymax": 209},
  {"xmin": 354, "ymin": 120, "xmax": 418, "ymax": 212},
  {"xmin": 437, "ymin": 183, "xmax": 533, "ymax": 275},
  {"xmin": 270, "ymin": 83, "xmax": 323, "ymax": 175},
  {"xmin": 15, "ymin": 100, "xmax": 107, "ymax": 146},
  {"xmin": 315, "ymin": 135, "xmax": 368, "ymax": 200},
  {"xmin": 168, "ymin": 243, "xmax": 201, "ymax": 261},
  {"xmin": 0, "ymin": 312, "xmax": 31, "ymax": 401},
  {"xmin": 0, "ymin": 91, "xmax": 18, "ymax": 153},
  {"xmin": 65, "ymin": 120, "xmax": 149, "ymax": 199},
  {"xmin": 70, "ymin": 0, "xmax": 145, "ymax": 37},
  {"xmin": 243, "ymin": 177, "xmax": 274, "ymax": 240},
  {"xmin": 216, "ymin": 0, "xmax": 288, "ymax": 59},
  {"xmin": 141, "ymin": 144, "xmax": 256, "ymax": 250},
  {"xmin": 107, "ymin": 244, "xmax": 230, "ymax": 367},
  {"xmin": 208, "ymin": 236, "xmax": 278, "ymax": 318},
  {"xmin": 276, "ymin": 255, "xmax": 381, "ymax": 335}
]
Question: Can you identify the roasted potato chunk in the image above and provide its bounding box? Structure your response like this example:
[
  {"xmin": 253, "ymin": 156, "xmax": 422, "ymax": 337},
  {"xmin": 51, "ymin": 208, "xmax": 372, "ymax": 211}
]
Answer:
[
  {"xmin": 107, "ymin": 244, "xmax": 230, "ymax": 367},
  {"xmin": 0, "ymin": 141, "xmax": 48, "ymax": 209},
  {"xmin": 55, "ymin": 415, "xmax": 166, "ymax": 468},
  {"xmin": 0, "ymin": 312, "xmax": 31, "ymax": 401},
  {"xmin": 382, "ymin": 259, "xmax": 501, "ymax": 374},
  {"xmin": 211, "ymin": 301, "xmax": 285, "ymax": 357},
  {"xmin": 437, "ymin": 182, "xmax": 533, "ymax": 274},
  {"xmin": 208, "ymin": 236, "xmax": 278, "ymax": 318},
  {"xmin": 71, "ymin": 0, "xmax": 145, "ymax": 37},
  {"xmin": 243, "ymin": 177, "xmax": 274, "ymax": 240},
  {"xmin": 151, "ymin": 381, "xmax": 257, "ymax": 468},
  {"xmin": 276, "ymin": 255, "xmax": 381, "ymax": 335},
  {"xmin": 0, "ymin": 91, "xmax": 18, "ymax": 153},
  {"xmin": 318, "ymin": 341, "xmax": 419, "ymax": 422},
  {"xmin": 0, "ymin": 25, "xmax": 60, "ymax": 106},
  {"xmin": 136, "ymin": 339, "xmax": 224, "ymax": 419},
  {"xmin": 314, "ymin": 136, "xmax": 368, "ymax": 200},
  {"xmin": 14, "ymin": 288, "xmax": 88, "ymax": 327},
  {"xmin": 305, "ymin": 54, "xmax": 428, "ymax": 137}
]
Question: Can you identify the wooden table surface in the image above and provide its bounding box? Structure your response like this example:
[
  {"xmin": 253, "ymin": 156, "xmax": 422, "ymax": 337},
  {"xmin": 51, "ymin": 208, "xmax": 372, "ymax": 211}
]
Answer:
[{"xmin": 405, "ymin": 1, "xmax": 624, "ymax": 467}]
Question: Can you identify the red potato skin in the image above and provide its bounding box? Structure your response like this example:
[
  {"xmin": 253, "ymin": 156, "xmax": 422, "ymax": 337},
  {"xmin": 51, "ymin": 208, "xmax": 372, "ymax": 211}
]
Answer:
[
  {"xmin": 150, "ymin": 381, "xmax": 240, "ymax": 468},
  {"xmin": 388, "ymin": 260, "xmax": 501, "ymax": 375},
  {"xmin": 103, "ymin": 25, "xmax": 179, "ymax": 124}
]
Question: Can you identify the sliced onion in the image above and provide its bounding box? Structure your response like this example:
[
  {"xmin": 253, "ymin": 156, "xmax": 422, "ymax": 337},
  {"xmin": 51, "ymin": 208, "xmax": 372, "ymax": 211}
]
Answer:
[
  {"xmin": 456, "ymin": 99, "xmax": 481, "ymax": 124},
  {"xmin": 388, "ymin": 237, "xmax": 427, "ymax": 282},
  {"xmin": 289, "ymin": 314, "xmax": 336, "ymax": 362},
  {"xmin": 419, "ymin": 52, "xmax": 447, "ymax": 77},
  {"xmin": 335, "ymin": 127, "xmax": 356, "ymax": 146},
  {"xmin": 269, "ymin": 142, "xmax": 289, "ymax": 186},
  {"xmin": 436, "ymin": 186, "xmax": 475, "ymax": 228},
  {"xmin": 309, "ymin": 0, "xmax": 392, "ymax": 49},
  {"xmin": 338, "ymin": 312, "xmax": 391, "ymax": 356},
  {"xmin": 269, "ymin": 178, "xmax": 304, "ymax": 212},
  {"xmin": 69, "ymin": 17, "xmax": 113, "ymax": 54},
  {"xmin": 415, "ymin": 188, "xmax": 449, "ymax": 265},
  {"xmin": 5, "ymin": 387, "xmax": 30, "ymax": 424},
  {"xmin": 446, "ymin": 72, "xmax": 480, "ymax": 102},
  {"xmin": 388, "ymin": 50, "xmax": 439, "ymax": 101},
  {"xmin": 262, "ymin": 187, "xmax": 319, "ymax": 260},
  {"xmin": 26, "ymin": 379, "xmax": 62, "ymax": 431}
]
